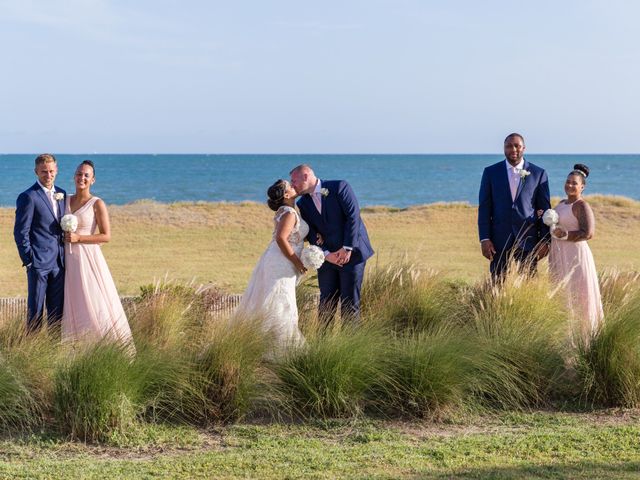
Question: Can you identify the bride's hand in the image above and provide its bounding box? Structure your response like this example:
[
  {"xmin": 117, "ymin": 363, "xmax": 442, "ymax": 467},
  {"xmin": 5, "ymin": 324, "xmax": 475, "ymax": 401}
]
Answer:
[
  {"xmin": 294, "ymin": 257, "xmax": 307, "ymax": 275},
  {"xmin": 65, "ymin": 232, "xmax": 80, "ymax": 243},
  {"xmin": 552, "ymin": 227, "xmax": 567, "ymax": 239},
  {"xmin": 316, "ymin": 233, "xmax": 324, "ymax": 246}
]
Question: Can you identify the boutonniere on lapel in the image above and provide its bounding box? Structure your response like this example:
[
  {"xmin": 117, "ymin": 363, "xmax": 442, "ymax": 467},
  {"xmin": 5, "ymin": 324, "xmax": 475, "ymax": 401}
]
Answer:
[
  {"xmin": 320, "ymin": 188, "xmax": 329, "ymax": 197},
  {"xmin": 516, "ymin": 168, "xmax": 531, "ymax": 183},
  {"xmin": 54, "ymin": 192, "xmax": 65, "ymax": 201}
]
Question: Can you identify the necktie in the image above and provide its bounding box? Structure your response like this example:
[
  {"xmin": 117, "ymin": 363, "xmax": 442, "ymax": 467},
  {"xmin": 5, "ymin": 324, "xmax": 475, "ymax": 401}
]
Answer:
[
  {"xmin": 510, "ymin": 169, "xmax": 518, "ymax": 201},
  {"xmin": 312, "ymin": 192, "xmax": 322, "ymax": 213},
  {"xmin": 48, "ymin": 190, "xmax": 58, "ymax": 218}
]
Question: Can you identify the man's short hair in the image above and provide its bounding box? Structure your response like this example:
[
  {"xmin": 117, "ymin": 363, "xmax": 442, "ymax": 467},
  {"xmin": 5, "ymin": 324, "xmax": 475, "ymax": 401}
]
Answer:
[
  {"xmin": 34, "ymin": 154, "xmax": 57, "ymax": 166},
  {"xmin": 290, "ymin": 164, "xmax": 313, "ymax": 175},
  {"xmin": 504, "ymin": 133, "xmax": 525, "ymax": 144}
]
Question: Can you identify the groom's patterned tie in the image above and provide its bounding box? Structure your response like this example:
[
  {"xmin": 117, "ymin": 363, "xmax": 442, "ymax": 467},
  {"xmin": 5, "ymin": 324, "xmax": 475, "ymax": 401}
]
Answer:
[
  {"xmin": 47, "ymin": 189, "xmax": 58, "ymax": 218},
  {"xmin": 509, "ymin": 168, "xmax": 518, "ymax": 202},
  {"xmin": 312, "ymin": 192, "xmax": 322, "ymax": 213}
]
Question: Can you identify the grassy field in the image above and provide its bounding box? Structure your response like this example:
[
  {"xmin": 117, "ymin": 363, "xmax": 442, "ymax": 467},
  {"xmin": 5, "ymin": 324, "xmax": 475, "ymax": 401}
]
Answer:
[
  {"xmin": 1, "ymin": 195, "xmax": 638, "ymax": 296},
  {"xmin": 1, "ymin": 413, "xmax": 640, "ymax": 479},
  {"xmin": 0, "ymin": 195, "xmax": 640, "ymax": 478}
]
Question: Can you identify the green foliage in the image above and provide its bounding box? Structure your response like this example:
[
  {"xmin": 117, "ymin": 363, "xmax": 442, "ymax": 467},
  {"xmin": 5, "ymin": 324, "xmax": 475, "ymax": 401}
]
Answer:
[
  {"xmin": 379, "ymin": 327, "xmax": 476, "ymax": 417},
  {"xmin": 53, "ymin": 342, "xmax": 144, "ymax": 442},
  {"xmin": 193, "ymin": 316, "xmax": 269, "ymax": 423},
  {"xmin": 362, "ymin": 261, "xmax": 463, "ymax": 332},
  {"xmin": 272, "ymin": 324, "xmax": 389, "ymax": 419},
  {"xmin": 462, "ymin": 268, "xmax": 568, "ymax": 409},
  {"xmin": 577, "ymin": 292, "xmax": 640, "ymax": 407}
]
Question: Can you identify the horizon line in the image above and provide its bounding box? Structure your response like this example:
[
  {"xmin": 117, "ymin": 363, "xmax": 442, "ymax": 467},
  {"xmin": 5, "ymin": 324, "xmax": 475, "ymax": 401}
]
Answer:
[{"xmin": 1, "ymin": 152, "xmax": 639, "ymax": 156}]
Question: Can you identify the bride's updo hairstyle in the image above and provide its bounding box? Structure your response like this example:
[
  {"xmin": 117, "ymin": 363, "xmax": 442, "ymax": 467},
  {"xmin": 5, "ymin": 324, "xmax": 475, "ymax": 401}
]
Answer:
[
  {"xmin": 267, "ymin": 179, "xmax": 288, "ymax": 211},
  {"xmin": 570, "ymin": 163, "xmax": 589, "ymax": 184}
]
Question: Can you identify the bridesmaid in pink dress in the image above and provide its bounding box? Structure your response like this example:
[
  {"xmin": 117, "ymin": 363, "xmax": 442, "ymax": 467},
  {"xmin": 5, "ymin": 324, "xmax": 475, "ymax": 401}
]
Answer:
[
  {"xmin": 61, "ymin": 161, "xmax": 134, "ymax": 349},
  {"xmin": 548, "ymin": 164, "xmax": 603, "ymax": 346}
]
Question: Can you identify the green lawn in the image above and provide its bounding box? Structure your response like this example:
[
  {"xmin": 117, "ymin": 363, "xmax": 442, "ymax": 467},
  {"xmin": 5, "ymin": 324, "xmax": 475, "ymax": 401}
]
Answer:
[{"xmin": 1, "ymin": 413, "xmax": 639, "ymax": 479}]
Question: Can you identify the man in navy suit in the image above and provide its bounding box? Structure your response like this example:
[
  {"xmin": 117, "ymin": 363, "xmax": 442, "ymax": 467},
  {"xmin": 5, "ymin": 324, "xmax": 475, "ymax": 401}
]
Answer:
[
  {"xmin": 478, "ymin": 133, "xmax": 551, "ymax": 278},
  {"xmin": 290, "ymin": 164, "xmax": 373, "ymax": 322},
  {"xmin": 14, "ymin": 154, "xmax": 66, "ymax": 331}
]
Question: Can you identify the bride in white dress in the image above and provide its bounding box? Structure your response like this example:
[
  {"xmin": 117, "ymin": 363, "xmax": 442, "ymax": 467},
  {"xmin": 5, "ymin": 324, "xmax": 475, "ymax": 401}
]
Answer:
[{"xmin": 234, "ymin": 179, "xmax": 308, "ymax": 349}]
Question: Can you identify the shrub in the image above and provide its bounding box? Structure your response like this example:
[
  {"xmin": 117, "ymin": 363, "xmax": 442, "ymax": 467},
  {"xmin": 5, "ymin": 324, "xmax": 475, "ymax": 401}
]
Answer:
[
  {"xmin": 271, "ymin": 322, "xmax": 388, "ymax": 419},
  {"xmin": 53, "ymin": 342, "xmax": 145, "ymax": 442},
  {"xmin": 576, "ymin": 291, "xmax": 640, "ymax": 407},
  {"xmin": 463, "ymin": 268, "xmax": 568, "ymax": 409}
]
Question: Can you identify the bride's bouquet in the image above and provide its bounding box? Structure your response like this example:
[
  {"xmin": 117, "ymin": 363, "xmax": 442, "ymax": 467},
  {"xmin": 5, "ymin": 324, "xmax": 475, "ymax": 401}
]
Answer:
[
  {"xmin": 60, "ymin": 214, "xmax": 78, "ymax": 233},
  {"xmin": 301, "ymin": 245, "xmax": 325, "ymax": 270},
  {"xmin": 60, "ymin": 214, "xmax": 78, "ymax": 253},
  {"xmin": 542, "ymin": 209, "xmax": 559, "ymax": 231}
]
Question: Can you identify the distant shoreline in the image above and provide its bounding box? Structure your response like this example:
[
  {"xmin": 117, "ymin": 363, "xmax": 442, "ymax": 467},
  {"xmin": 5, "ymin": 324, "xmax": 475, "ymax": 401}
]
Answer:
[{"xmin": 1, "ymin": 193, "xmax": 638, "ymax": 211}]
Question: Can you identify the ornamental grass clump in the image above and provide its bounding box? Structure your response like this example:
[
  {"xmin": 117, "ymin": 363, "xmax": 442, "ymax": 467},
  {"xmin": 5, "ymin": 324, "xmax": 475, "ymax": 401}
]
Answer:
[
  {"xmin": 362, "ymin": 261, "xmax": 461, "ymax": 333},
  {"xmin": 271, "ymin": 320, "xmax": 389, "ymax": 419},
  {"xmin": 378, "ymin": 326, "xmax": 476, "ymax": 418},
  {"xmin": 599, "ymin": 269, "xmax": 640, "ymax": 317},
  {"xmin": 193, "ymin": 315, "xmax": 269, "ymax": 424},
  {"xmin": 130, "ymin": 280, "xmax": 205, "ymax": 350},
  {"xmin": 0, "ymin": 318, "xmax": 59, "ymax": 431},
  {"xmin": 464, "ymin": 265, "xmax": 567, "ymax": 409},
  {"xmin": 53, "ymin": 342, "xmax": 146, "ymax": 442},
  {"xmin": 576, "ymin": 291, "xmax": 640, "ymax": 407}
]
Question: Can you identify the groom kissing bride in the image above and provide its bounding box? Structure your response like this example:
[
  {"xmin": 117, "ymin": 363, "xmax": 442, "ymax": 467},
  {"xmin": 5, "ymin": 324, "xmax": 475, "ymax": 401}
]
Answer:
[{"xmin": 290, "ymin": 164, "xmax": 374, "ymax": 324}]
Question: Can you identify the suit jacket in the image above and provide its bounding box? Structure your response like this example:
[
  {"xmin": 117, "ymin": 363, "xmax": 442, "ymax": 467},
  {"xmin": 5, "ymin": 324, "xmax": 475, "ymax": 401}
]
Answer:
[
  {"xmin": 14, "ymin": 183, "xmax": 66, "ymax": 269},
  {"xmin": 297, "ymin": 180, "xmax": 374, "ymax": 269},
  {"xmin": 478, "ymin": 160, "xmax": 550, "ymax": 253}
]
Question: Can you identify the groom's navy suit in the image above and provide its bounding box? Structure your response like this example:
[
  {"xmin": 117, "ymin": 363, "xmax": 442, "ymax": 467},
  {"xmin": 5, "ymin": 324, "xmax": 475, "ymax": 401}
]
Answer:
[
  {"xmin": 14, "ymin": 183, "xmax": 66, "ymax": 330},
  {"xmin": 297, "ymin": 180, "xmax": 373, "ymax": 320},
  {"xmin": 478, "ymin": 159, "xmax": 551, "ymax": 276},
  {"xmin": 478, "ymin": 159, "xmax": 550, "ymax": 276}
]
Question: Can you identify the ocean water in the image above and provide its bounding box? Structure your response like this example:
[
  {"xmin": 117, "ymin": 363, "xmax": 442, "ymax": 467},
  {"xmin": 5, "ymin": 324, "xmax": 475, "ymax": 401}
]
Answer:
[{"xmin": 0, "ymin": 154, "xmax": 636, "ymax": 208}]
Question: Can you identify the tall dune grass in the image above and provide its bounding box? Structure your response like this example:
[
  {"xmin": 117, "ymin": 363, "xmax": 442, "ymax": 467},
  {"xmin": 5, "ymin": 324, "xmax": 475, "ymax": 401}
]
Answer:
[
  {"xmin": 3, "ymin": 262, "xmax": 640, "ymax": 440},
  {"xmin": 362, "ymin": 261, "xmax": 462, "ymax": 332},
  {"xmin": 461, "ymin": 266, "xmax": 568, "ymax": 409},
  {"xmin": 0, "ymin": 318, "xmax": 59, "ymax": 431},
  {"xmin": 53, "ymin": 342, "xmax": 146, "ymax": 442},
  {"xmin": 576, "ymin": 290, "xmax": 640, "ymax": 407},
  {"xmin": 271, "ymin": 319, "xmax": 390, "ymax": 419},
  {"xmin": 379, "ymin": 327, "xmax": 476, "ymax": 418}
]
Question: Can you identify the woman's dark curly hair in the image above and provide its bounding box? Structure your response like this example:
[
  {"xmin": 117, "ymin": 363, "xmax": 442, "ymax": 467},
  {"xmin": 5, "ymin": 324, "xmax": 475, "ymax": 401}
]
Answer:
[{"xmin": 267, "ymin": 179, "xmax": 288, "ymax": 211}]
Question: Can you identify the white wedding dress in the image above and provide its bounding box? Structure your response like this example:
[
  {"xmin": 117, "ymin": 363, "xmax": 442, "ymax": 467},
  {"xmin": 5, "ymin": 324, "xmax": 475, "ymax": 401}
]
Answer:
[{"xmin": 234, "ymin": 206, "xmax": 307, "ymax": 348}]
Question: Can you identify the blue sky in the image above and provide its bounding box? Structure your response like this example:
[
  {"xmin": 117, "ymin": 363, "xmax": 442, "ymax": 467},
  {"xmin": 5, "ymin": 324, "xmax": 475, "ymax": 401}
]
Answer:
[{"xmin": 1, "ymin": 0, "xmax": 638, "ymax": 153}]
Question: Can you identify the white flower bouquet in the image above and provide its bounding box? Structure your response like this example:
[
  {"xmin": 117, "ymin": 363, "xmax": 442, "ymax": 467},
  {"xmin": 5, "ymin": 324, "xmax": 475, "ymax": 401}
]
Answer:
[
  {"xmin": 60, "ymin": 214, "xmax": 78, "ymax": 232},
  {"xmin": 301, "ymin": 245, "xmax": 325, "ymax": 270},
  {"xmin": 60, "ymin": 214, "xmax": 79, "ymax": 253},
  {"xmin": 542, "ymin": 209, "xmax": 559, "ymax": 228}
]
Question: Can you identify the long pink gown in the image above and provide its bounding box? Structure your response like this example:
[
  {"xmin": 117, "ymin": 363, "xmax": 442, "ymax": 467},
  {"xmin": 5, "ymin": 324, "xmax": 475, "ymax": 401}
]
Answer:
[
  {"xmin": 549, "ymin": 201, "xmax": 604, "ymax": 346},
  {"xmin": 61, "ymin": 196, "xmax": 134, "ymax": 348}
]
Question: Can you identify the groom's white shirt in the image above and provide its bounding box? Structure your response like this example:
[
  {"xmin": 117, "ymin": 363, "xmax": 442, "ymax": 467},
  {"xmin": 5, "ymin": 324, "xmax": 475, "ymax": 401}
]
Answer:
[
  {"xmin": 505, "ymin": 159, "xmax": 525, "ymax": 202},
  {"xmin": 37, "ymin": 180, "xmax": 59, "ymax": 218},
  {"xmin": 312, "ymin": 179, "xmax": 352, "ymax": 253}
]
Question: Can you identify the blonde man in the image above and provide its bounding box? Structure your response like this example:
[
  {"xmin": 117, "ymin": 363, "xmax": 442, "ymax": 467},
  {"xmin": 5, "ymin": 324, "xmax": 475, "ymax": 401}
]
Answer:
[{"xmin": 14, "ymin": 154, "xmax": 66, "ymax": 331}]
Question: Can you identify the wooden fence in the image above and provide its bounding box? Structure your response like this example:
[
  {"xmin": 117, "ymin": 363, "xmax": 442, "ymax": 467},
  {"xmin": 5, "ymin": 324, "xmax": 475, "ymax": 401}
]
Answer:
[{"xmin": 0, "ymin": 295, "xmax": 245, "ymax": 322}]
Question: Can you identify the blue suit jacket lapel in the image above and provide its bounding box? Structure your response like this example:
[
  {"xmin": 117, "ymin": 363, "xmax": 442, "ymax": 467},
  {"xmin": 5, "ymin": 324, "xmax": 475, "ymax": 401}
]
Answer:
[
  {"xmin": 497, "ymin": 163, "xmax": 513, "ymax": 204},
  {"xmin": 35, "ymin": 187, "xmax": 57, "ymax": 220},
  {"xmin": 56, "ymin": 188, "xmax": 65, "ymax": 217}
]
